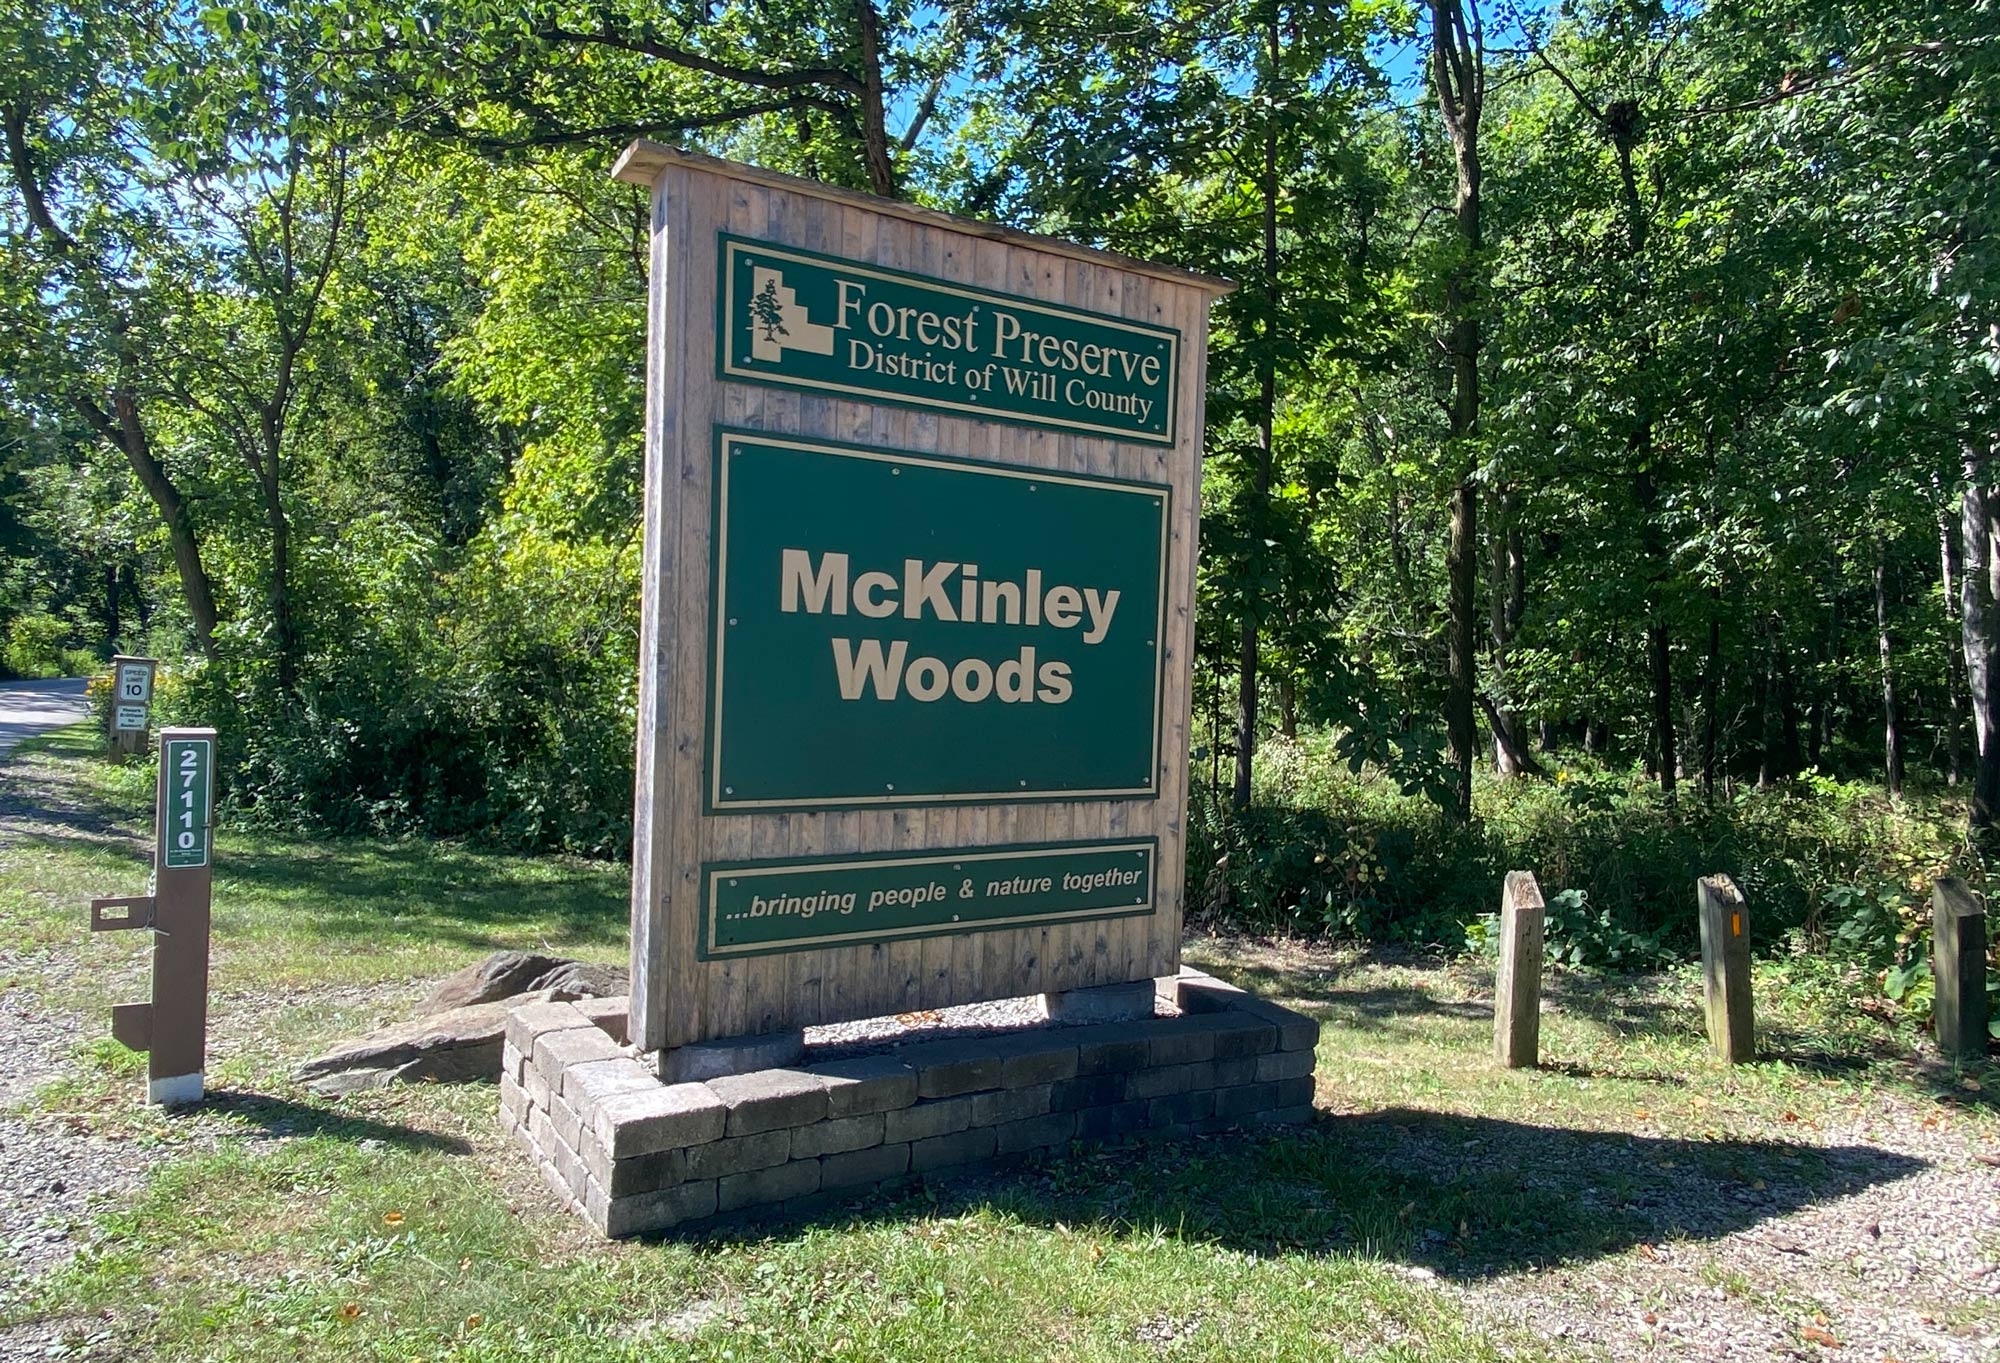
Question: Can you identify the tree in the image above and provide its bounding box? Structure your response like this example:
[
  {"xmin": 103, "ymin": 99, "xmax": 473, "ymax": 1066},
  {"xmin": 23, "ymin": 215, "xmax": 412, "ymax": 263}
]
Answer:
[
  {"xmin": 2, "ymin": 2, "xmax": 223, "ymax": 657},
  {"xmin": 1427, "ymin": 0, "xmax": 1485, "ymax": 822}
]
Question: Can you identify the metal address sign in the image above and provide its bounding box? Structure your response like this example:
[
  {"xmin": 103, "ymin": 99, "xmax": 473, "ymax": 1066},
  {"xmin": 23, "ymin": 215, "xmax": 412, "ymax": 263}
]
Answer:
[
  {"xmin": 701, "ymin": 839, "xmax": 1156, "ymax": 959},
  {"xmin": 707, "ymin": 430, "xmax": 1169, "ymax": 811},
  {"xmin": 718, "ymin": 234, "xmax": 1181, "ymax": 446},
  {"xmin": 161, "ymin": 736, "xmax": 213, "ymax": 870}
]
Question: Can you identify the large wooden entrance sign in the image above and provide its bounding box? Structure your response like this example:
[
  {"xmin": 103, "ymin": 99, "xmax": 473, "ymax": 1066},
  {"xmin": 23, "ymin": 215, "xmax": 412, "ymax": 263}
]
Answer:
[{"xmin": 612, "ymin": 143, "xmax": 1231, "ymax": 1056}]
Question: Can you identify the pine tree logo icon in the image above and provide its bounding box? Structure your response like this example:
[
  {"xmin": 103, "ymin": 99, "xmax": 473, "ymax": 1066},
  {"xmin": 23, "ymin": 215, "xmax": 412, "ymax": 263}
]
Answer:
[
  {"xmin": 746, "ymin": 265, "xmax": 835, "ymax": 362},
  {"xmin": 752, "ymin": 276, "xmax": 788, "ymax": 344}
]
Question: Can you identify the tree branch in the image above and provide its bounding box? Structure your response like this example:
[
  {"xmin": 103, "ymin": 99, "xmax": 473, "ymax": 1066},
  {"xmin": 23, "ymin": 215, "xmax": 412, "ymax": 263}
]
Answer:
[
  {"xmin": 532, "ymin": 24, "xmax": 865, "ymax": 99},
  {"xmin": 4, "ymin": 103, "xmax": 76, "ymax": 251}
]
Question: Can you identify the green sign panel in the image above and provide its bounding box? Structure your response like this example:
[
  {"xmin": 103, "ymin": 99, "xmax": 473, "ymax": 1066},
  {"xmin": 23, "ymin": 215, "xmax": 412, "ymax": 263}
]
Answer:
[
  {"xmin": 701, "ymin": 839, "xmax": 1156, "ymax": 959},
  {"xmin": 161, "ymin": 737, "xmax": 212, "ymax": 870},
  {"xmin": 708, "ymin": 431, "xmax": 1169, "ymax": 811},
  {"xmin": 717, "ymin": 234, "xmax": 1181, "ymax": 446}
]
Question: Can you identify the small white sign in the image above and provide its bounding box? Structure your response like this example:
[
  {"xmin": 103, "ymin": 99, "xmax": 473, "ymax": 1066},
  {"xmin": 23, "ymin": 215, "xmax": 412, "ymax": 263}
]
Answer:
[
  {"xmin": 117, "ymin": 664, "xmax": 152, "ymax": 703},
  {"xmin": 114, "ymin": 704, "xmax": 148, "ymax": 731}
]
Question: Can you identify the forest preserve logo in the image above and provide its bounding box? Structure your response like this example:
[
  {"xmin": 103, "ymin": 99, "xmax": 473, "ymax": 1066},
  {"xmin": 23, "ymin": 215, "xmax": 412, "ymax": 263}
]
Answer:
[
  {"xmin": 718, "ymin": 235, "xmax": 1179, "ymax": 445},
  {"xmin": 747, "ymin": 266, "xmax": 835, "ymax": 362}
]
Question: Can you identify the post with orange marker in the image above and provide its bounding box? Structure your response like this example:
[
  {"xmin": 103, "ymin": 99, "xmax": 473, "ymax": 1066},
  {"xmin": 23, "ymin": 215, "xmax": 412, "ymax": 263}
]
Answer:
[{"xmin": 1697, "ymin": 873, "xmax": 1755, "ymax": 1064}]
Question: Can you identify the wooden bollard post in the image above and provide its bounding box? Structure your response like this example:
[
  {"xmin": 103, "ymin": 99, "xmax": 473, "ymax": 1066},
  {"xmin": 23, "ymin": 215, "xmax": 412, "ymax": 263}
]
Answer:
[
  {"xmin": 89, "ymin": 726, "xmax": 216, "ymax": 1104},
  {"xmin": 1698, "ymin": 874, "xmax": 1755, "ymax": 1063},
  {"xmin": 1494, "ymin": 871, "xmax": 1546, "ymax": 1068},
  {"xmin": 1933, "ymin": 878, "xmax": 1989, "ymax": 1061}
]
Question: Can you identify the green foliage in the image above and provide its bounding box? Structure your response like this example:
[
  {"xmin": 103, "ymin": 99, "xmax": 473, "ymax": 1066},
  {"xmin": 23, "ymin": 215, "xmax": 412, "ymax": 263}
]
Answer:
[
  {"xmin": 4, "ymin": 0, "xmax": 1998, "ymax": 864},
  {"xmin": 1819, "ymin": 881, "xmax": 1917, "ymax": 966},
  {"xmin": 5, "ymin": 611, "xmax": 71, "ymax": 677},
  {"xmin": 1542, "ymin": 888, "xmax": 1668, "ymax": 970},
  {"xmin": 1193, "ymin": 730, "xmax": 1963, "ymax": 956}
]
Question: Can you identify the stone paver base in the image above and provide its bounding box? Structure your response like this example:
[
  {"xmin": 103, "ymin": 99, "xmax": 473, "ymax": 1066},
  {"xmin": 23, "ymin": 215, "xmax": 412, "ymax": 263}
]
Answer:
[{"xmin": 500, "ymin": 970, "xmax": 1320, "ymax": 1237}]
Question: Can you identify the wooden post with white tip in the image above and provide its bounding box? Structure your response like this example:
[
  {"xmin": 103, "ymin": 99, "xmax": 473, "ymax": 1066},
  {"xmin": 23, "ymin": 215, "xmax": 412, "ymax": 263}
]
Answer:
[{"xmin": 1493, "ymin": 871, "xmax": 1545, "ymax": 1068}]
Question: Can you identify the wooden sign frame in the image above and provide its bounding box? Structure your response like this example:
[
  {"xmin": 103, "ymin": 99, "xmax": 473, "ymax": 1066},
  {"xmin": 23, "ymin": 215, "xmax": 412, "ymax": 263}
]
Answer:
[
  {"xmin": 612, "ymin": 143, "xmax": 1230, "ymax": 1056},
  {"xmin": 108, "ymin": 654, "xmax": 158, "ymax": 759}
]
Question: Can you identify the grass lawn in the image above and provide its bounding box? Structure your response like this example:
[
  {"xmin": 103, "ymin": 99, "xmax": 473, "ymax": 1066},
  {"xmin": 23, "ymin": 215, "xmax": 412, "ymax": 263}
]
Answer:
[{"xmin": 2, "ymin": 724, "xmax": 1996, "ymax": 1362}]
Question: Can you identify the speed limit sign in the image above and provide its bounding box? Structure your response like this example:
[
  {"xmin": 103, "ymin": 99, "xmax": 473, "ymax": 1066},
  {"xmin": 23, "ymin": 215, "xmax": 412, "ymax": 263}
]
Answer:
[
  {"xmin": 107, "ymin": 655, "xmax": 158, "ymax": 758},
  {"xmin": 117, "ymin": 662, "xmax": 153, "ymax": 704}
]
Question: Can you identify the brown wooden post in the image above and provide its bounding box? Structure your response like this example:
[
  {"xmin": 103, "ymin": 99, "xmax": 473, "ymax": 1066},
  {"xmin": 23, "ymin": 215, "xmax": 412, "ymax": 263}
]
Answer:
[
  {"xmin": 90, "ymin": 725, "xmax": 214, "ymax": 1104},
  {"xmin": 1697, "ymin": 873, "xmax": 1755, "ymax": 1063},
  {"xmin": 1493, "ymin": 871, "xmax": 1545, "ymax": 1068},
  {"xmin": 106, "ymin": 655, "xmax": 158, "ymax": 760},
  {"xmin": 1933, "ymin": 877, "xmax": 1989, "ymax": 1061}
]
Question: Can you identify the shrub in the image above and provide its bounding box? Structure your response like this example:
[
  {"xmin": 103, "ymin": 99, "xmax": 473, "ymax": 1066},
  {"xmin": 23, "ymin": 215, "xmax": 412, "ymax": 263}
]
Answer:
[
  {"xmin": 1190, "ymin": 730, "xmax": 1965, "ymax": 957},
  {"xmin": 5, "ymin": 612, "xmax": 69, "ymax": 678}
]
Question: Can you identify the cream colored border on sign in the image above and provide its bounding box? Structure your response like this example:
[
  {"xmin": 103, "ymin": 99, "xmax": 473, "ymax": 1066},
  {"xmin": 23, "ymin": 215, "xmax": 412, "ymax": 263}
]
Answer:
[
  {"xmin": 719, "ymin": 237, "xmax": 1183, "ymax": 447},
  {"xmin": 702, "ymin": 840, "xmax": 1158, "ymax": 958},
  {"xmin": 709, "ymin": 429, "xmax": 1171, "ymax": 811}
]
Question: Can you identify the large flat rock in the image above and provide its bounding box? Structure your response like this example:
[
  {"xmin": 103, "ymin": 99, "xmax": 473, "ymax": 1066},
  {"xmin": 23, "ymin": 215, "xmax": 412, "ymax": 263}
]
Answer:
[{"xmin": 297, "ymin": 996, "xmax": 543, "ymax": 1094}]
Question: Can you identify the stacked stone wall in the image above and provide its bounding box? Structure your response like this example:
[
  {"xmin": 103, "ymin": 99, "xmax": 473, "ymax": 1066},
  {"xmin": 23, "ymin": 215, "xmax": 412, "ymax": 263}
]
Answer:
[{"xmin": 502, "ymin": 971, "xmax": 1320, "ymax": 1236}]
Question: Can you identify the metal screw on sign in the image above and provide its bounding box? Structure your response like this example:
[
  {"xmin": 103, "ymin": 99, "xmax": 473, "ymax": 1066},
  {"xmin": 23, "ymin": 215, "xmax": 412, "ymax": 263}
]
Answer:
[{"xmin": 88, "ymin": 726, "xmax": 216, "ymax": 1105}]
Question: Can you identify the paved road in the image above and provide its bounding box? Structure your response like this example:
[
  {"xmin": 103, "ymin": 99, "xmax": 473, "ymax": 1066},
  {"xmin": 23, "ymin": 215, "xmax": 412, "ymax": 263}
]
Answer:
[{"xmin": 0, "ymin": 677, "xmax": 90, "ymax": 760}]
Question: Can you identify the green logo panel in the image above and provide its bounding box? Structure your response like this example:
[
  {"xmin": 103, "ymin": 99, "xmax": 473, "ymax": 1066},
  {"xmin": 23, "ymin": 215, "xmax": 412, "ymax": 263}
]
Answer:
[
  {"xmin": 161, "ymin": 737, "xmax": 213, "ymax": 870},
  {"xmin": 718, "ymin": 234, "xmax": 1179, "ymax": 446},
  {"xmin": 708, "ymin": 430, "xmax": 1168, "ymax": 811},
  {"xmin": 701, "ymin": 839, "xmax": 1156, "ymax": 959}
]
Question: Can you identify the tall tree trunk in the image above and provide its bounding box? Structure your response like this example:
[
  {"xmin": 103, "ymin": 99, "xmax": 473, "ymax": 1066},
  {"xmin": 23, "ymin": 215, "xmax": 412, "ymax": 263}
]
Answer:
[
  {"xmin": 74, "ymin": 392, "xmax": 221, "ymax": 661},
  {"xmin": 1610, "ymin": 118, "xmax": 1673, "ymax": 804},
  {"xmin": 1429, "ymin": 0, "xmax": 1483, "ymax": 824},
  {"xmin": 1961, "ymin": 438, "xmax": 2000, "ymax": 836},
  {"xmin": 1231, "ymin": 2, "xmax": 1284, "ymax": 813},
  {"xmin": 264, "ymin": 483, "xmax": 296, "ymax": 697},
  {"xmin": 254, "ymin": 386, "xmax": 299, "ymax": 696},
  {"xmin": 1808, "ymin": 595, "xmax": 1839, "ymax": 767},
  {"xmin": 1489, "ymin": 490, "xmax": 1527, "ymax": 776},
  {"xmin": 1277, "ymin": 675, "xmax": 1296, "ymax": 739},
  {"xmin": 1702, "ymin": 595, "xmax": 1721, "ymax": 801},
  {"xmin": 1775, "ymin": 634, "xmax": 1805, "ymax": 779},
  {"xmin": 1636, "ymin": 464, "xmax": 1676, "ymax": 801},
  {"xmin": 1942, "ymin": 510, "xmax": 1966, "ymax": 785},
  {"xmin": 1875, "ymin": 546, "xmax": 1903, "ymax": 799}
]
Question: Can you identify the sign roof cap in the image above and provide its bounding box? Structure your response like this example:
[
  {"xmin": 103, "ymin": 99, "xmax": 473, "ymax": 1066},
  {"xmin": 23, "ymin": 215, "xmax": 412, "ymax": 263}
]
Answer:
[{"xmin": 612, "ymin": 140, "xmax": 1237, "ymax": 297}]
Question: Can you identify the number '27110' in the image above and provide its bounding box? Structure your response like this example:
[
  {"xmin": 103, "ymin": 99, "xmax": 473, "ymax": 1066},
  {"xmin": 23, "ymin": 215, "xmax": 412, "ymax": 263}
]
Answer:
[{"xmin": 161, "ymin": 739, "xmax": 211, "ymax": 870}]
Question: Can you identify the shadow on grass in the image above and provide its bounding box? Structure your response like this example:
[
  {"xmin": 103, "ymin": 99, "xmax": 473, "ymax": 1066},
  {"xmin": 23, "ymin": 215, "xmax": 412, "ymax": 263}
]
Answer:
[
  {"xmin": 681, "ymin": 1107, "xmax": 1925, "ymax": 1280},
  {"xmin": 1534, "ymin": 1058, "xmax": 1690, "ymax": 1086},
  {"xmin": 219, "ymin": 843, "xmax": 626, "ymax": 948},
  {"xmin": 181, "ymin": 1088, "xmax": 473, "ymax": 1154},
  {"xmin": 15, "ymin": 830, "xmax": 627, "ymax": 952},
  {"xmin": 1219, "ymin": 970, "xmax": 1698, "ymax": 1049}
]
